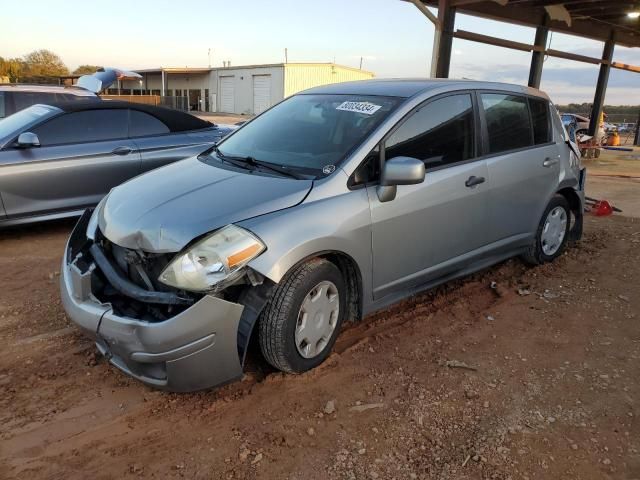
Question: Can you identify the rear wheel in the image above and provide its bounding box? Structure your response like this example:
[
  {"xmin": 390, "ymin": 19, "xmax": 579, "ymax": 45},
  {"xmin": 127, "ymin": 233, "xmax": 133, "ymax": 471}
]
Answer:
[
  {"xmin": 522, "ymin": 195, "xmax": 570, "ymax": 265},
  {"xmin": 259, "ymin": 259, "xmax": 346, "ymax": 373}
]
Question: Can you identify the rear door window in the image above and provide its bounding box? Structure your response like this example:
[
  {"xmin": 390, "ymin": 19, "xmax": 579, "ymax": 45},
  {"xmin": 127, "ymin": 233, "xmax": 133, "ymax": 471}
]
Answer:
[
  {"xmin": 384, "ymin": 94, "xmax": 475, "ymax": 169},
  {"xmin": 529, "ymin": 98, "xmax": 551, "ymax": 144},
  {"xmin": 481, "ymin": 93, "xmax": 532, "ymax": 154},
  {"xmin": 32, "ymin": 109, "xmax": 128, "ymax": 146},
  {"xmin": 0, "ymin": 92, "xmax": 5, "ymax": 118},
  {"xmin": 129, "ymin": 110, "xmax": 170, "ymax": 137}
]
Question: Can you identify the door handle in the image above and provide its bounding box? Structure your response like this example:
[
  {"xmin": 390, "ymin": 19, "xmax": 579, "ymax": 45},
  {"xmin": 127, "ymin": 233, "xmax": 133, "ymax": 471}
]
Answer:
[
  {"xmin": 543, "ymin": 157, "xmax": 559, "ymax": 167},
  {"xmin": 111, "ymin": 146, "xmax": 132, "ymax": 156},
  {"xmin": 465, "ymin": 175, "xmax": 486, "ymax": 188}
]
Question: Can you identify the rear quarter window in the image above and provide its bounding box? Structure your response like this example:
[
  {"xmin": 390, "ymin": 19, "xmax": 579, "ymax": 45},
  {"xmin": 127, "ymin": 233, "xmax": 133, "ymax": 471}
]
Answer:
[
  {"xmin": 529, "ymin": 98, "xmax": 551, "ymax": 144},
  {"xmin": 129, "ymin": 110, "xmax": 170, "ymax": 137}
]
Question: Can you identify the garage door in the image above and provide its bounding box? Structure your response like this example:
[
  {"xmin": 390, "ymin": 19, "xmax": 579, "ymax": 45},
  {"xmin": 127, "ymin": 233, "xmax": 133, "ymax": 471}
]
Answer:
[
  {"xmin": 253, "ymin": 75, "xmax": 271, "ymax": 115},
  {"xmin": 220, "ymin": 76, "xmax": 235, "ymax": 113}
]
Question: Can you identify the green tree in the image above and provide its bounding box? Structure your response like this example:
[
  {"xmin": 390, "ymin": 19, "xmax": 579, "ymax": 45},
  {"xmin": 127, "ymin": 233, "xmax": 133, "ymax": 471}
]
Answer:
[
  {"xmin": 0, "ymin": 56, "xmax": 24, "ymax": 82},
  {"xmin": 73, "ymin": 65, "xmax": 101, "ymax": 75},
  {"xmin": 22, "ymin": 49, "xmax": 69, "ymax": 78}
]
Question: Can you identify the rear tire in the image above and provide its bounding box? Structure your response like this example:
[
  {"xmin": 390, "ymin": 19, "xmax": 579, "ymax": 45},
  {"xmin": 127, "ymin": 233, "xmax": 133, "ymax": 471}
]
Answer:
[
  {"xmin": 522, "ymin": 195, "xmax": 571, "ymax": 265},
  {"xmin": 258, "ymin": 258, "xmax": 346, "ymax": 373}
]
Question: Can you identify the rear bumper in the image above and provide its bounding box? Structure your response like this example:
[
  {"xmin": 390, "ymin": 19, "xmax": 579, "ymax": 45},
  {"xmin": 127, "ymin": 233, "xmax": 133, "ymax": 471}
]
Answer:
[{"xmin": 60, "ymin": 214, "xmax": 245, "ymax": 392}]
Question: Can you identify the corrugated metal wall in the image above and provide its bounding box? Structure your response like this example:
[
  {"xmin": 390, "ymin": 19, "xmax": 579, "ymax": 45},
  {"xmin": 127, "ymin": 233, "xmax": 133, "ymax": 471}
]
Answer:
[{"xmin": 283, "ymin": 64, "xmax": 374, "ymax": 97}]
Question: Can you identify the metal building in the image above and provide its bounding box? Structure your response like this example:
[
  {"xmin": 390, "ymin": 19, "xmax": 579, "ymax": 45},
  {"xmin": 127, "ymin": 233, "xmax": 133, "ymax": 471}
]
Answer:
[{"xmin": 115, "ymin": 63, "xmax": 374, "ymax": 115}]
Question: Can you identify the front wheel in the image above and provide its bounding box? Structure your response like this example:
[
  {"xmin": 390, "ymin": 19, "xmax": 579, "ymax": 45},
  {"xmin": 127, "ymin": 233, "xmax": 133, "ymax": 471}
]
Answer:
[
  {"xmin": 522, "ymin": 195, "xmax": 571, "ymax": 265},
  {"xmin": 258, "ymin": 258, "xmax": 346, "ymax": 373}
]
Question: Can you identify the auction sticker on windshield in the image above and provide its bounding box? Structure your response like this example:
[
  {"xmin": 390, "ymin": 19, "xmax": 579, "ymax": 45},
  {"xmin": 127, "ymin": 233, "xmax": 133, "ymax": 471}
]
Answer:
[{"xmin": 336, "ymin": 101, "xmax": 382, "ymax": 115}]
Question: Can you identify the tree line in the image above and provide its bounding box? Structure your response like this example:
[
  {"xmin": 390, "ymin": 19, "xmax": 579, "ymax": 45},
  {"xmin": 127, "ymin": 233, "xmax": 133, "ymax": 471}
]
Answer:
[
  {"xmin": 0, "ymin": 49, "xmax": 100, "ymax": 83},
  {"xmin": 556, "ymin": 103, "xmax": 639, "ymax": 116}
]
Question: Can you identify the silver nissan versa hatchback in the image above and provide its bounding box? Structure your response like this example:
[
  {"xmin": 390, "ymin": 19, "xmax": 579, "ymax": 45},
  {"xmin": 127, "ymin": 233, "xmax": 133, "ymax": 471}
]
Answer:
[{"xmin": 61, "ymin": 79, "xmax": 585, "ymax": 392}]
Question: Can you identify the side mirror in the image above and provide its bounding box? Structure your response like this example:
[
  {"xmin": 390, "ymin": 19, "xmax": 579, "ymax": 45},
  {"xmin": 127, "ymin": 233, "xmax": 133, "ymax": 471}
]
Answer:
[
  {"xmin": 17, "ymin": 132, "xmax": 40, "ymax": 148},
  {"xmin": 377, "ymin": 156, "xmax": 425, "ymax": 203}
]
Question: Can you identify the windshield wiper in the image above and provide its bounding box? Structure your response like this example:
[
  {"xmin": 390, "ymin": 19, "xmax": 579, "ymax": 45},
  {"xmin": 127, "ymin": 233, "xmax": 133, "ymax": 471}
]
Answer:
[
  {"xmin": 241, "ymin": 157, "xmax": 304, "ymax": 180},
  {"xmin": 214, "ymin": 146, "xmax": 303, "ymax": 180},
  {"xmin": 212, "ymin": 146, "xmax": 253, "ymax": 171}
]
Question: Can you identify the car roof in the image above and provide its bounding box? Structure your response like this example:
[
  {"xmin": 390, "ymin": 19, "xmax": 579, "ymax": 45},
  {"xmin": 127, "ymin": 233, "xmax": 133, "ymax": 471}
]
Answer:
[
  {"xmin": 0, "ymin": 84, "xmax": 96, "ymax": 96},
  {"xmin": 300, "ymin": 78, "xmax": 550, "ymax": 100},
  {"xmin": 43, "ymin": 99, "xmax": 213, "ymax": 132}
]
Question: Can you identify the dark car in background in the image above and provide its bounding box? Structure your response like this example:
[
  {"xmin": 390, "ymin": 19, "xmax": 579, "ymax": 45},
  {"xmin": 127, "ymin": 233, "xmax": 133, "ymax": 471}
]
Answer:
[
  {"xmin": 0, "ymin": 100, "xmax": 235, "ymax": 226},
  {"xmin": 0, "ymin": 68, "xmax": 142, "ymax": 119},
  {"xmin": 0, "ymin": 84, "xmax": 96, "ymax": 119}
]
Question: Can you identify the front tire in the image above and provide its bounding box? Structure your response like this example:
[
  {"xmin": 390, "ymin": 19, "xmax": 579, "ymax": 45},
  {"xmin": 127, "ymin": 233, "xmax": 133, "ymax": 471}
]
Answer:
[
  {"xmin": 522, "ymin": 195, "xmax": 571, "ymax": 265},
  {"xmin": 259, "ymin": 258, "xmax": 346, "ymax": 373}
]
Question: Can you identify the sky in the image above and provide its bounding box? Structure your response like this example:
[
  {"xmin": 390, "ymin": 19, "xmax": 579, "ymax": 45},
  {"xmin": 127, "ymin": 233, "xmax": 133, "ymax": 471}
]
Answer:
[{"xmin": 1, "ymin": 0, "xmax": 638, "ymax": 104}]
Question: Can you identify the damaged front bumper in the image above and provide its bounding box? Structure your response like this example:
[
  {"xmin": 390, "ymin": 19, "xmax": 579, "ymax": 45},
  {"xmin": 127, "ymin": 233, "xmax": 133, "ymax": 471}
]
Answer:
[{"xmin": 60, "ymin": 210, "xmax": 253, "ymax": 392}]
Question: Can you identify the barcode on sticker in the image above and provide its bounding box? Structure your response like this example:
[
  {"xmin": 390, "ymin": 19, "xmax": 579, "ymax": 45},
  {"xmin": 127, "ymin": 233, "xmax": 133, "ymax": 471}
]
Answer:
[{"xmin": 336, "ymin": 101, "xmax": 382, "ymax": 115}]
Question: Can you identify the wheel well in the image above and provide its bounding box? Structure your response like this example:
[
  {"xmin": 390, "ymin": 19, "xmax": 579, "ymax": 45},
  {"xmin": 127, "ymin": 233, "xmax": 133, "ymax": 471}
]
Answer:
[
  {"xmin": 557, "ymin": 187, "xmax": 583, "ymax": 242},
  {"xmin": 292, "ymin": 251, "xmax": 363, "ymax": 324}
]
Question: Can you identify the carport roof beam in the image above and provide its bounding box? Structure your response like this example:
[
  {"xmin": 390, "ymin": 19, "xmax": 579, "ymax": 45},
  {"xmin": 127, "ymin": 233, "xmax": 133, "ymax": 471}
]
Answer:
[
  {"xmin": 410, "ymin": 0, "xmax": 640, "ymax": 48},
  {"xmin": 432, "ymin": 0, "xmax": 457, "ymax": 78},
  {"xmin": 453, "ymin": 29, "xmax": 541, "ymax": 53},
  {"xmin": 528, "ymin": 17, "xmax": 550, "ymax": 89},
  {"xmin": 450, "ymin": 30, "xmax": 640, "ymax": 72},
  {"xmin": 589, "ymin": 36, "xmax": 615, "ymax": 137},
  {"xmin": 408, "ymin": 0, "xmax": 438, "ymax": 25}
]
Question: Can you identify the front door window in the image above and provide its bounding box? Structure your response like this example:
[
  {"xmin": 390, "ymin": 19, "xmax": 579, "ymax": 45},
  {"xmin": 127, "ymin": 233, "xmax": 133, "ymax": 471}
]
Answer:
[{"xmin": 385, "ymin": 94, "xmax": 475, "ymax": 169}]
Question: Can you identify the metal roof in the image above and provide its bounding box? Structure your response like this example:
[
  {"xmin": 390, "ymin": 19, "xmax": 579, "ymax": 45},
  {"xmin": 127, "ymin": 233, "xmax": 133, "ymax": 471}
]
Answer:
[
  {"xmin": 134, "ymin": 63, "xmax": 374, "ymax": 76},
  {"xmin": 416, "ymin": 0, "xmax": 640, "ymax": 48},
  {"xmin": 134, "ymin": 67, "xmax": 214, "ymax": 74}
]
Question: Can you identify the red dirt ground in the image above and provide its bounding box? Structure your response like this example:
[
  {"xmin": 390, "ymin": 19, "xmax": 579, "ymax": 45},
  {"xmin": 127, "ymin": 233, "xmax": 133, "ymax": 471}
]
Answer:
[{"xmin": 1, "ymin": 214, "xmax": 639, "ymax": 479}]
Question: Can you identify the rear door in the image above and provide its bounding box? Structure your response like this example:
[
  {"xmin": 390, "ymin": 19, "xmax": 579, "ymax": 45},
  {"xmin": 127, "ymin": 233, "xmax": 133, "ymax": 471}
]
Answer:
[
  {"xmin": 480, "ymin": 93, "xmax": 560, "ymax": 244},
  {"xmin": 128, "ymin": 110, "xmax": 217, "ymax": 173},
  {"xmin": 368, "ymin": 93, "xmax": 490, "ymax": 300},
  {"xmin": 0, "ymin": 109, "xmax": 140, "ymax": 218}
]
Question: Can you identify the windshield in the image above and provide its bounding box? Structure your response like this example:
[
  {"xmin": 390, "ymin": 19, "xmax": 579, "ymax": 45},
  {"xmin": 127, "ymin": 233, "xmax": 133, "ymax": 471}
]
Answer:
[
  {"xmin": 214, "ymin": 94, "xmax": 402, "ymax": 176},
  {"xmin": 0, "ymin": 104, "xmax": 59, "ymax": 144},
  {"xmin": 561, "ymin": 114, "xmax": 574, "ymax": 125}
]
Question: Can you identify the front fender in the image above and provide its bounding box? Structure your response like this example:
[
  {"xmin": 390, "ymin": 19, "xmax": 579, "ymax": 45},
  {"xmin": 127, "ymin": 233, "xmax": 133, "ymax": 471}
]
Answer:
[{"xmin": 239, "ymin": 187, "xmax": 373, "ymax": 309}]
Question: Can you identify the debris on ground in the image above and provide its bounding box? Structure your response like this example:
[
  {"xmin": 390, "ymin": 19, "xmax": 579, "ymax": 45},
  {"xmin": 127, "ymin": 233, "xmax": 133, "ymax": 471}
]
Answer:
[
  {"xmin": 444, "ymin": 360, "xmax": 478, "ymax": 371},
  {"xmin": 1, "ymin": 216, "xmax": 638, "ymax": 479}
]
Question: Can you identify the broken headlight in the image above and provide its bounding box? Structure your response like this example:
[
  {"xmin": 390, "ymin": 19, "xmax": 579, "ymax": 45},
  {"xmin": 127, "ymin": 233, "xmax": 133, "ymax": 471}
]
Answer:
[{"xmin": 158, "ymin": 225, "xmax": 265, "ymax": 292}]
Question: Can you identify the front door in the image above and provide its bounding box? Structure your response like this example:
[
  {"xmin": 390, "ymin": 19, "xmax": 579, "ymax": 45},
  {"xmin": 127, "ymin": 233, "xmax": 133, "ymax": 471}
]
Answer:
[
  {"xmin": 368, "ymin": 93, "xmax": 490, "ymax": 300},
  {"xmin": 0, "ymin": 109, "xmax": 140, "ymax": 218}
]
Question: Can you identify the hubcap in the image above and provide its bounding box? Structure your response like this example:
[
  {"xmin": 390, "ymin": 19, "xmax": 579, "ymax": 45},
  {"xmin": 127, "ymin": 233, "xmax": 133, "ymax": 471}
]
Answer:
[
  {"xmin": 541, "ymin": 206, "xmax": 567, "ymax": 256},
  {"xmin": 295, "ymin": 280, "xmax": 340, "ymax": 359}
]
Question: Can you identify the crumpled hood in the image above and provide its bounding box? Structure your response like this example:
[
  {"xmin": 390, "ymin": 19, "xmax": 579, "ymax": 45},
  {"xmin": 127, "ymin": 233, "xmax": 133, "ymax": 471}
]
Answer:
[{"xmin": 99, "ymin": 157, "xmax": 312, "ymax": 252}]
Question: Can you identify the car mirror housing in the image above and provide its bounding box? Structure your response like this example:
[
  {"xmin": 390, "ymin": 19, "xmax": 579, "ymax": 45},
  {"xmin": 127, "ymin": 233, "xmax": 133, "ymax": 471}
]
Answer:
[
  {"xmin": 17, "ymin": 132, "xmax": 41, "ymax": 148},
  {"xmin": 377, "ymin": 156, "xmax": 425, "ymax": 202}
]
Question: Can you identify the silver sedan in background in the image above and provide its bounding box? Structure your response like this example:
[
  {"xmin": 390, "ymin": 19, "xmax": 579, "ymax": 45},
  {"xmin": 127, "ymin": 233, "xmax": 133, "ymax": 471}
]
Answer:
[{"xmin": 0, "ymin": 100, "xmax": 234, "ymax": 226}]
